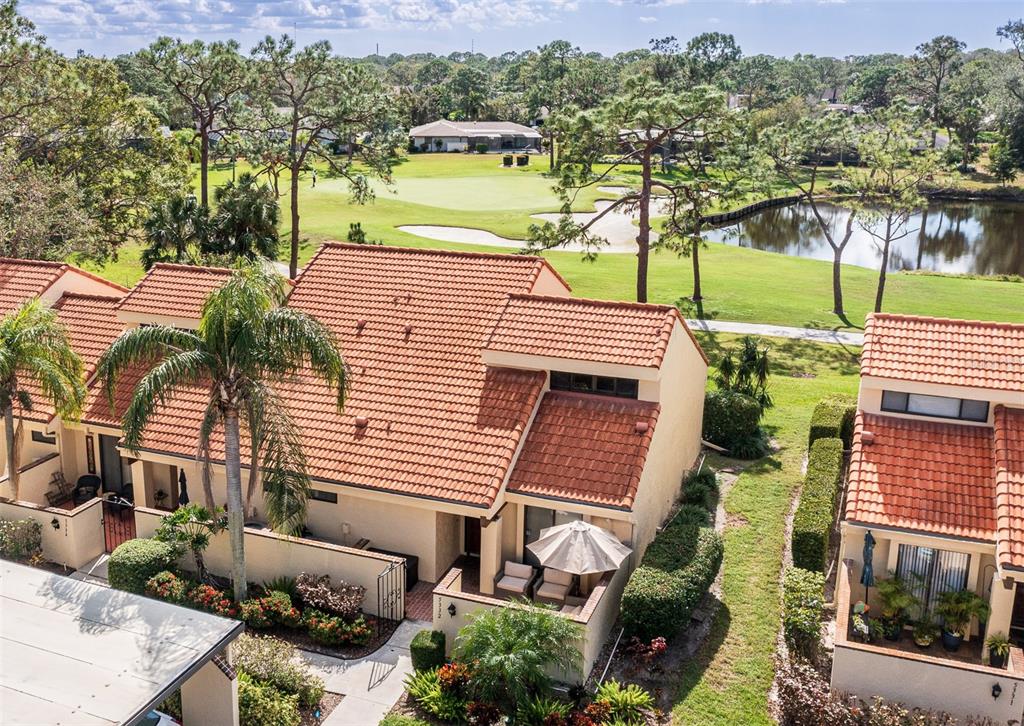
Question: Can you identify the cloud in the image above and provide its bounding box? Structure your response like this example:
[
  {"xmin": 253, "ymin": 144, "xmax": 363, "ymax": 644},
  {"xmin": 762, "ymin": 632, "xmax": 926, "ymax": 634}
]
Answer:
[
  {"xmin": 638, "ymin": 15, "xmax": 658, "ymax": 23},
  {"xmin": 19, "ymin": 0, "xmax": 581, "ymax": 44}
]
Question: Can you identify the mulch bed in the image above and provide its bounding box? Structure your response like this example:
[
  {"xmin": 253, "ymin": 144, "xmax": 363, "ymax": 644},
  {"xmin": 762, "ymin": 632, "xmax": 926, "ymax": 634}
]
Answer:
[
  {"xmin": 262, "ymin": 614, "xmax": 400, "ymax": 660},
  {"xmin": 300, "ymin": 692, "xmax": 343, "ymax": 726}
]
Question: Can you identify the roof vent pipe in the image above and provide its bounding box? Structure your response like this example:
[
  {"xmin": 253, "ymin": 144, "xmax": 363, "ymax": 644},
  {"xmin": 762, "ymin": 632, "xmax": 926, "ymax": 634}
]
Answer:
[
  {"xmin": 356, "ymin": 319, "xmax": 366, "ymax": 331},
  {"xmin": 635, "ymin": 421, "xmax": 649, "ymax": 434},
  {"xmin": 861, "ymin": 431, "xmax": 875, "ymax": 445},
  {"xmin": 355, "ymin": 416, "xmax": 369, "ymax": 429},
  {"xmin": 404, "ymin": 324, "xmax": 413, "ymax": 336}
]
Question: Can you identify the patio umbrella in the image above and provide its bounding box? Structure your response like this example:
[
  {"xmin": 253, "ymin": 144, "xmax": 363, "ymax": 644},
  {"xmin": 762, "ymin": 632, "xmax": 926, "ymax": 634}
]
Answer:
[
  {"xmin": 526, "ymin": 520, "xmax": 632, "ymax": 575},
  {"xmin": 177, "ymin": 470, "xmax": 189, "ymax": 507},
  {"xmin": 860, "ymin": 530, "xmax": 876, "ymax": 602}
]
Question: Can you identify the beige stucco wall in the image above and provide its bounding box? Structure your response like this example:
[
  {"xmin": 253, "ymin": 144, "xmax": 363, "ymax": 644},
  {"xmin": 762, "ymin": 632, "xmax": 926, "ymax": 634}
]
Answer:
[
  {"xmin": 181, "ymin": 657, "xmax": 239, "ymax": 726},
  {"xmin": 41, "ymin": 268, "xmax": 125, "ymax": 304},
  {"xmin": 529, "ymin": 265, "xmax": 572, "ymax": 297},
  {"xmin": 0, "ymin": 497, "xmax": 103, "ymax": 569},
  {"xmin": 832, "ymin": 643, "xmax": 1024, "ymax": 722},
  {"xmin": 436, "ymin": 511, "xmax": 462, "ymax": 580},
  {"xmin": 631, "ymin": 320, "xmax": 708, "ymax": 559}
]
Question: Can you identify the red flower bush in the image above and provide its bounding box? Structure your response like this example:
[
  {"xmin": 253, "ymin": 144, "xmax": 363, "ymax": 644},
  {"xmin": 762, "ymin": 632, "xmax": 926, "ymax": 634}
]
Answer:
[
  {"xmin": 302, "ymin": 608, "xmax": 372, "ymax": 646},
  {"xmin": 190, "ymin": 584, "xmax": 237, "ymax": 618},
  {"xmin": 437, "ymin": 661, "xmax": 472, "ymax": 695},
  {"xmin": 145, "ymin": 571, "xmax": 189, "ymax": 604}
]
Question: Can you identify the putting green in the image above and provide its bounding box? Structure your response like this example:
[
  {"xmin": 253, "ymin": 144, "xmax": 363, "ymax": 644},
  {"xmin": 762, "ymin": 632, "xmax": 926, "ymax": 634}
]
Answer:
[{"xmin": 369, "ymin": 173, "xmax": 562, "ymax": 211}]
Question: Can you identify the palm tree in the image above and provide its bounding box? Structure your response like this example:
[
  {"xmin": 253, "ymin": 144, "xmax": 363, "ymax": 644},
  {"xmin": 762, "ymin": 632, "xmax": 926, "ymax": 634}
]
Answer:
[
  {"xmin": 141, "ymin": 193, "xmax": 210, "ymax": 270},
  {"xmin": 96, "ymin": 260, "xmax": 348, "ymax": 601},
  {"xmin": 715, "ymin": 335, "xmax": 772, "ymax": 411},
  {"xmin": 0, "ymin": 299, "xmax": 86, "ymax": 500},
  {"xmin": 210, "ymin": 173, "xmax": 281, "ymax": 261}
]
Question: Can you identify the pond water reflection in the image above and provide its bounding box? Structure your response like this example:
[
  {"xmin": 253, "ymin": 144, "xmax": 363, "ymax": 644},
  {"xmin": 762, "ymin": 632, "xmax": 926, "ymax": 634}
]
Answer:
[{"xmin": 703, "ymin": 200, "xmax": 1024, "ymax": 277}]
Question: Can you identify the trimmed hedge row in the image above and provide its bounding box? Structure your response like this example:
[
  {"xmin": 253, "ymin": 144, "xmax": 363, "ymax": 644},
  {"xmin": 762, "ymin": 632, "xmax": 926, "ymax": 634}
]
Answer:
[
  {"xmin": 702, "ymin": 390, "xmax": 765, "ymax": 459},
  {"xmin": 620, "ymin": 499, "xmax": 724, "ymax": 640},
  {"xmin": 782, "ymin": 567, "xmax": 825, "ymax": 662},
  {"xmin": 792, "ymin": 438, "xmax": 844, "ymax": 572},
  {"xmin": 808, "ymin": 394, "xmax": 856, "ymax": 449}
]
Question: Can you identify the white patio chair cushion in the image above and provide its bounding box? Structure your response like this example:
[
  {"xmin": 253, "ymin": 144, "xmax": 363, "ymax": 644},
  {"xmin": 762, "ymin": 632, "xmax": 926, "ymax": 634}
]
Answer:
[
  {"xmin": 504, "ymin": 561, "xmax": 534, "ymax": 580},
  {"xmin": 544, "ymin": 568, "xmax": 573, "ymax": 586},
  {"xmin": 536, "ymin": 581, "xmax": 569, "ymax": 601},
  {"xmin": 496, "ymin": 575, "xmax": 530, "ymax": 594}
]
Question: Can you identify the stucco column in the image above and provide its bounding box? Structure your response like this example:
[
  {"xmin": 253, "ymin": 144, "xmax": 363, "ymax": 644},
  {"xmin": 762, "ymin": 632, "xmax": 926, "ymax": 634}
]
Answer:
[
  {"xmin": 130, "ymin": 459, "xmax": 147, "ymax": 507},
  {"xmin": 984, "ymin": 574, "xmax": 1016, "ymax": 663},
  {"xmin": 182, "ymin": 656, "xmax": 238, "ymax": 726},
  {"xmin": 479, "ymin": 514, "xmax": 503, "ymax": 596}
]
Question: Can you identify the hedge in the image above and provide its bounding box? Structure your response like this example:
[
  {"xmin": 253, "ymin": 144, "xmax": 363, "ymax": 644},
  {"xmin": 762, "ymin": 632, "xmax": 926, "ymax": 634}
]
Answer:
[
  {"xmin": 681, "ymin": 469, "xmax": 719, "ymax": 511},
  {"xmin": 808, "ymin": 394, "xmax": 856, "ymax": 449},
  {"xmin": 410, "ymin": 629, "xmax": 446, "ymax": 672},
  {"xmin": 782, "ymin": 567, "xmax": 825, "ymax": 662},
  {"xmin": 108, "ymin": 538, "xmax": 178, "ymax": 594},
  {"xmin": 792, "ymin": 438, "xmax": 844, "ymax": 572},
  {"xmin": 702, "ymin": 390, "xmax": 766, "ymax": 459},
  {"xmin": 238, "ymin": 672, "xmax": 300, "ymax": 726},
  {"xmin": 620, "ymin": 514, "xmax": 724, "ymax": 640},
  {"xmin": 0, "ymin": 518, "xmax": 42, "ymax": 560}
]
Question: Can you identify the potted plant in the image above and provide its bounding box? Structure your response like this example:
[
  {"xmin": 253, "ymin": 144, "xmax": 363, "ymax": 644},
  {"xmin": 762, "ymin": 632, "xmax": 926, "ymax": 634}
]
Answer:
[
  {"xmin": 987, "ymin": 632, "xmax": 1011, "ymax": 669},
  {"xmin": 876, "ymin": 575, "xmax": 919, "ymax": 642},
  {"xmin": 934, "ymin": 590, "xmax": 991, "ymax": 652},
  {"xmin": 913, "ymin": 618, "xmax": 940, "ymax": 649}
]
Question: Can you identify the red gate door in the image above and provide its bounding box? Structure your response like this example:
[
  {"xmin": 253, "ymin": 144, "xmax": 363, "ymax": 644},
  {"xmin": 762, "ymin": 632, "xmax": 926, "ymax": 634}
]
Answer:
[{"xmin": 103, "ymin": 499, "xmax": 136, "ymax": 552}]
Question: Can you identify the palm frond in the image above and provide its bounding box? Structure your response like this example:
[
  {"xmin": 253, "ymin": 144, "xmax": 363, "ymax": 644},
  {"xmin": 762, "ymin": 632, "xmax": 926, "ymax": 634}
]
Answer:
[
  {"xmin": 261, "ymin": 307, "xmax": 350, "ymax": 409},
  {"xmin": 96, "ymin": 325, "xmax": 204, "ymax": 409}
]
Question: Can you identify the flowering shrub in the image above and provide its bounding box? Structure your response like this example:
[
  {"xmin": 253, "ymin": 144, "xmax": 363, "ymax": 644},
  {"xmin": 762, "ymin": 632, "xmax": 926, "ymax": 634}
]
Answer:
[
  {"xmin": 295, "ymin": 572, "xmax": 365, "ymax": 619},
  {"xmin": 240, "ymin": 598, "xmax": 274, "ymax": 628},
  {"xmin": 302, "ymin": 608, "xmax": 372, "ymax": 646},
  {"xmin": 262, "ymin": 591, "xmax": 302, "ymax": 628},
  {"xmin": 145, "ymin": 571, "xmax": 189, "ymax": 604},
  {"xmin": 190, "ymin": 584, "xmax": 237, "ymax": 618},
  {"xmin": 437, "ymin": 661, "xmax": 472, "ymax": 695},
  {"xmin": 233, "ymin": 634, "xmax": 325, "ymax": 710}
]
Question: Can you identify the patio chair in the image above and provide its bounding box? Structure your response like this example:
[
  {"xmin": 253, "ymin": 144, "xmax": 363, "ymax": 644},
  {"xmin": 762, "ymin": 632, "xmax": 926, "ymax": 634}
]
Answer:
[
  {"xmin": 534, "ymin": 568, "xmax": 573, "ymax": 605},
  {"xmin": 494, "ymin": 561, "xmax": 536, "ymax": 598},
  {"xmin": 72, "ymin": 475, "xmax": 101, "ymax": 505}
]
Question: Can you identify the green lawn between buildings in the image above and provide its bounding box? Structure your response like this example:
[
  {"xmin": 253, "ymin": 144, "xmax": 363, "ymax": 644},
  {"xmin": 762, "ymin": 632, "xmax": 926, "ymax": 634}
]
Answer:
[
  {"xmin": 670, "ymin": 332, "xmax": 859, "ymax": 726},
  {"xmin": 78, "ymin": 153, "xmax": 1024, "ymax": 330}
]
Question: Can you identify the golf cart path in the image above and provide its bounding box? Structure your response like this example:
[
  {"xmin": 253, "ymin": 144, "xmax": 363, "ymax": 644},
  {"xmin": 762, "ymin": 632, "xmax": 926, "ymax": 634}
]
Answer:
[{"xmin": 686, "ymin": 319, "xmax": 864, "ymax": 346}]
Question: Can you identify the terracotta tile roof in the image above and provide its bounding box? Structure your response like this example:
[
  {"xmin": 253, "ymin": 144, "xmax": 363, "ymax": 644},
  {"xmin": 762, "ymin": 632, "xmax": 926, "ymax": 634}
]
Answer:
[
  {"xmin": 845, "ymin": 411, "xmax": 996, "ymax": 541},
  {"xmin": 485, "ymin": 294, "xmax": 705, "ymax": 367},
  {"xmin": 0, "ymin": 258, "xmax": 66, "ymax": 315},
  {"xmin": 506, "ymin": 391, "xmax": 659, "ymax": 510},
  {"xmin": 861, "ymin": 313, "xmax": 1024, "ymax": 392},
  {"xmin": 995, "ymin": 407, "xmax": 1024, "ymax": 570},
  {"xmin": 125, "ymin": 244, "xmax": 567, "ymax": 507},
  {"xmin": 117, "ymin": 263, "xmax": 232, "ymax": 320}
]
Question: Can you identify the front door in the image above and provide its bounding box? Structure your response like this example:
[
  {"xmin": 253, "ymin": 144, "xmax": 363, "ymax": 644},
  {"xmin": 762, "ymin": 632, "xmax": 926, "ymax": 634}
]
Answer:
[
  {"xmin": 464, "ymin": 517, "xmax": 481, "ymax": 557},
  {"xmin": 98, "ymin": 434, "xmax": 132, "ymax": 496}
]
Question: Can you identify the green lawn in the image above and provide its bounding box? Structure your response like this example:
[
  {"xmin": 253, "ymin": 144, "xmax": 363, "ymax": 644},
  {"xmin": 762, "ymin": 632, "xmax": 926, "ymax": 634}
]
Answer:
[
  {"xmin": 76, "ymin": 154, "xmax": 1024, "ymax": 329},
  {"xmin": 671, "ymin": 333, "xmax": 859, "ymax": 725}
]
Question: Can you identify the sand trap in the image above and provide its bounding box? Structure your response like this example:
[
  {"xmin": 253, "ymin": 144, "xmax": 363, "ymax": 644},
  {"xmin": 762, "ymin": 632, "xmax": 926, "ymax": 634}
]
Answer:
[{"xmin": 397, "ymin": 187, "xmax": 669, "ymax": 253}]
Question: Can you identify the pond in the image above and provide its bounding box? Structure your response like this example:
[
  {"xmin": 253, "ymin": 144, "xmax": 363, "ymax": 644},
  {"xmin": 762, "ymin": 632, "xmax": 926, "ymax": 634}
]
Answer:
[{"xmin": 703, "ymin": 200, "xmax": 1024, "ymax": 277}]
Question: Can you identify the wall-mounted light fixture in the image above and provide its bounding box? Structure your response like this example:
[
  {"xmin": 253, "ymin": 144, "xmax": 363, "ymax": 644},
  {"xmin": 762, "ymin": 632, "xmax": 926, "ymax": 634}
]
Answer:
[
  {"xmin": 50, "ymin": 518, "xmax": 60, "ymax": 531},
  {"xmin": 993, "ymin": 683, "xmax": 1003, "ymax": 700},
  {"xmin": 447, "ymin": 603, "xmax": 457, "ymax": 618}
]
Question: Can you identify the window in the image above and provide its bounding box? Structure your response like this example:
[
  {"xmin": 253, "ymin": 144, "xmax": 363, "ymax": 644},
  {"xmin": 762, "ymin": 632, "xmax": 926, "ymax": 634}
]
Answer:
[
  {"xmin": 549, "ymin": 371, "xmax": 639, "ymax": 399},
  {"xmin": 30, "ymin": 430, "xmax": 56, "ymax": 445},
  {"xmin": 895, "ymin": 544, "xmax": 970, "ymax": 619},
  {"xmin": 880, "ymin": 390, "xmax": 989, "ymax": 423},
  {"xmin": 309, "ymin": 489, "xmax": 338, "ymax": 504}
]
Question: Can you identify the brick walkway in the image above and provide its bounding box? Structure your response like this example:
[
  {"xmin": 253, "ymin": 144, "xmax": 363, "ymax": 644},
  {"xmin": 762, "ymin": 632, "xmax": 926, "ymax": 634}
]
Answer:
[{"xmin": 406, "ymin": 581, "xmax": 434, "ymax": 622}]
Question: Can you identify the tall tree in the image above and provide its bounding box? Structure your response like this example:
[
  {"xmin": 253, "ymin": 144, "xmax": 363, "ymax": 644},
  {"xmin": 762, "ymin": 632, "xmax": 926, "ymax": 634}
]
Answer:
[
  {"xmin": 250, "ymin": 35, "xmax": 401, "ymax": 279},
  {"xmin": 0, "ymin": 0, "xmax": 54, "ymax": 146},
  {"xmin": 524, "ymin": 40, "xmax": 582, "ymax": 168},
  {"xmin": 445, "ymin": 65, "xmax": 489, "ymax": 119},
  {"xmin": 138, "ymin": 38, "xmax": 249, "ymax": 207},
  {"xmin": 762, "ymin": 112, "xmax": 857, "ymax": 318},
  {"xmin": 0, "ymin": 299, "xmax": 86, "ymax": 500},
  {"xmin": 684, "ymin": 32, "xmax": 742, "ymax": 86},
  {"xmin": 649, "ymin": 36, "xmax": 683, "ymax": 86},
  {"xmin": 141, "ymin": 193, "xmax": 209, "ymax": 269},
  {"xmin": 844, "ymin": 102, "xmax": 941, "ymax": 312},
  {"xmin": 526, "ymin": 78, "xmax": 732, "ymax": 303},
  {"xmin": 209, "ymin": 173, "xmax": 280, "ymax": 261},
  {"xmin": 97, "ymin": 260, "xmax": 349, "ymax": 601},
  {"xmin": 904, "ymin": 35, "xmax": 965, "ymax": 148}
]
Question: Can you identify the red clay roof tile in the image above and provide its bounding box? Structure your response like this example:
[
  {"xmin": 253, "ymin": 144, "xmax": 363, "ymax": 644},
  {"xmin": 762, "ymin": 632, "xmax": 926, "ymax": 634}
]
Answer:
[
  {"xmin": 862, "ymin": 313, "xmax": 1024, "ymax": 392},
  {"xmin": 117, "ymin": 263, "xmax": 232, "ymax": 319},
  {"xmin": 846, "ymin": 411, "xmax": 996, "ymax": 541},
  {"xmin": 0, "ymin": 258, "xmax": 66, "ymax": 315},
  {"xmin": 485, "ymin": 294, "xmax": 692, "ymax": 368},
  {"xmin": 506, "ymin": 391, "xmax": 659, "ymax": 510},
  {"xmin": 996, "ymin": 406, "xmax": 1024, "ymax": 570}
]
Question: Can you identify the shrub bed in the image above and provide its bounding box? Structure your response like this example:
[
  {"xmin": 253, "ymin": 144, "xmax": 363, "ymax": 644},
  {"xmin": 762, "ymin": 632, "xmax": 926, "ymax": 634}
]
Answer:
[
  {"xmin": 792, "ymin": 437, "xmax": 844, "ymax": 572},
  {"xmin": 108, "ymin": 538, "xmax": 177, "ymax": 594},
  {"xmin": 620, "ymin": 511, "xmax": 724, "ymax": 639},
  {"xmin": 234, "ymin": 634, "xmax": 325, "ymax": 709},
  {"xmin": 702, "ymin": 390, "xmax": 767, "ymax": 459},
  {"xmin": 0, "ymin": 518, "xmax": 42, "ymax": 560},
  {"xmin": 411, "ymin": 629, "xmax": 446, "ymax": 671},
  {"xmin": 782, "ymin": 567, "xmax": 825, "ymax": 662},
  {"xmin": 808, "ymin": 394, "xmax": 856, "ymax": 449},
  {"xmin": 302, "ymin": 608, "xmax": 372, "ymax": 646},
  {"xmin": 238, "ymin": 672, "xmax": 301, "ymax": 726},
  {"xmin": 295, "ymin": 572, "xmax": 365, "ymax": 619},
  {"xmin": 681, "ymin": 469, "xmax": 719, "ymax": 511}
]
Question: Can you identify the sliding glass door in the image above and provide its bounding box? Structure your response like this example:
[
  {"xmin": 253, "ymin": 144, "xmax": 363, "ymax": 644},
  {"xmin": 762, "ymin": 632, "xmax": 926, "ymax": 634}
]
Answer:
[{"xmin": 895, "ymin": 543, "xmax": 970, "ymax": 619}]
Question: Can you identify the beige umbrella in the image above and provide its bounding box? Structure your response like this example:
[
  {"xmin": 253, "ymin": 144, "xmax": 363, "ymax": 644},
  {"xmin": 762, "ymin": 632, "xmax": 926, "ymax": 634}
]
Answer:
[{"xmin": 526, "ymin": 520, "xmax": 632, "ymax": 575}]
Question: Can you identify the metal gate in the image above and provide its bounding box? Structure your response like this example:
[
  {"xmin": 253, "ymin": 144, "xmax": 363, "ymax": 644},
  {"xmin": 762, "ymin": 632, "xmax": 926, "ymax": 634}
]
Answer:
[
  {"xmin": 376, "ymin": 560, "xmax": 406, "ymax": 635},
  {"xmin": 102, "ymin": 497, "xmax": 136, "ymax": 552}
]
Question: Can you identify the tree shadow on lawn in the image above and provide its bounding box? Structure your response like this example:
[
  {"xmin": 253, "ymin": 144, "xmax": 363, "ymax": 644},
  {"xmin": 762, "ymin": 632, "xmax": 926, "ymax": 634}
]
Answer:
[{"xmin": 665, "ymin": 599, "xmax": 733, "ymax": 711}]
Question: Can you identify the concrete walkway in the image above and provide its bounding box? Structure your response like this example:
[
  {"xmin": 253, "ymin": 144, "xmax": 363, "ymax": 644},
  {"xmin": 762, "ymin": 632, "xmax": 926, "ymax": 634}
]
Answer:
[
  {"xmin": 69, "ymin": 553, "xmax": 110, "ymax": 586},
  {"xmin": 299, "ymin": 618, "xmax": 428, "ymax": 726},
  {"xmin": 685, "ymin": 319, "xmax": 864, "ymax": 346}
]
